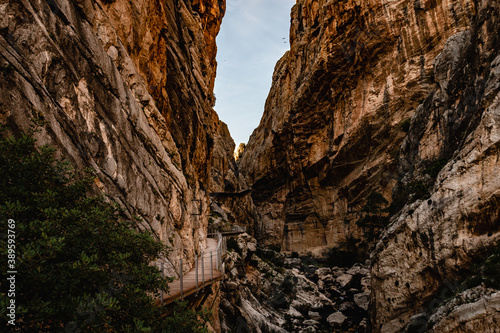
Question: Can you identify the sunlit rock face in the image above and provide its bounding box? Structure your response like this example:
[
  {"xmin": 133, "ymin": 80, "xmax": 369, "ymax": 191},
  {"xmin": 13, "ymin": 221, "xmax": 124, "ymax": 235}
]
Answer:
[
  {"xmin": 371, "ymin": 0, "xmax": 500, "ymax": 330},
  {"xmin": 0, "ymin": 0, "xmax": 225, "ymax": 273},
  {"xmin": 239, "ymin": 0, "xmax": 475, "ymax": 253}
]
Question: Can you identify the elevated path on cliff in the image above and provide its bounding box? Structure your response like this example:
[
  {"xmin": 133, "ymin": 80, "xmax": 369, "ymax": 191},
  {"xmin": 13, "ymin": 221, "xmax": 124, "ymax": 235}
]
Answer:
[
  {"xmin": 208, "ymin": 189, "xmax": 252, "ymax": 198},
  {"xmin": 208, "ymin": 224, "xmax": 247, "ymax": 237},
  {"xmin": 158, "ymin": 233, "xmax": 226, "ymax": 306}
]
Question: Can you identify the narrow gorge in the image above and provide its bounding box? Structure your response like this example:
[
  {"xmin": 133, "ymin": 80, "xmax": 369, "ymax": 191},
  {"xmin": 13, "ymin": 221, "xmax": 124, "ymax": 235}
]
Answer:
[{"xmin": 1, "ymin": 0, "xmax": 499, "ymax": 332}]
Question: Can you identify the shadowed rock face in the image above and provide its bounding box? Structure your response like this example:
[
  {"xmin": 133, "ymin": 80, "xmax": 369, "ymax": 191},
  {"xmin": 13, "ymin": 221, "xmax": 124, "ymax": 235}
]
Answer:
[
  {"xmin": 371, "ymin": 0, "xmax": 500, "ymax": 330},
  {"xmin": 0, "ymin": 0, "xmax": 225, "ymax": 272},
  {"xmin": 239, "ymin": 0, "xmax": 475, "ymax": 253},
  {"xmin": 236, "ymin": 0, "xmax": 499, "ymax": 330}
]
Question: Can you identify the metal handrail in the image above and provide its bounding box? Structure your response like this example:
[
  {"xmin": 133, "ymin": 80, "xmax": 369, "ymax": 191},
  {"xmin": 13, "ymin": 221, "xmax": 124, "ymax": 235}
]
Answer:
[
  {"xmin": 159, "ymin": 232, "xmax": 227, "ymax": 303},
  {"xmin": 208, "ymin": 224, "xmax": 246, "ymax": 236}
]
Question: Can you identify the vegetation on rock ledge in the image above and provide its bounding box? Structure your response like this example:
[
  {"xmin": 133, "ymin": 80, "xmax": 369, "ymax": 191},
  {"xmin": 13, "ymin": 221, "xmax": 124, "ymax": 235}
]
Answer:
[{"xmin": 0, "ymin": 132, "xmax": 208, "ymax": 332}]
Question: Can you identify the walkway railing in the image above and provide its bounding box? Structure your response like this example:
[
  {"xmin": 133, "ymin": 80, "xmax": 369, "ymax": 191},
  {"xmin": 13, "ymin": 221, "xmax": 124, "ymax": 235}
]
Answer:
[
  {"xmin": 158, "ymin": 232, "xmax": 227, "ymax": 305},
  {"xmin": 207, "ymin": 224, "xmax": 246, "ymax": 236}
]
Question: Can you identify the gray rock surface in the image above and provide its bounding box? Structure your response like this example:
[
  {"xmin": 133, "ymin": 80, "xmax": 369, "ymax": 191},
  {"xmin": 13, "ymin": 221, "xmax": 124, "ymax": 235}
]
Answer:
[{"xmin": 327, "ymin": 311, "xmax": 347, "ymax": 327}]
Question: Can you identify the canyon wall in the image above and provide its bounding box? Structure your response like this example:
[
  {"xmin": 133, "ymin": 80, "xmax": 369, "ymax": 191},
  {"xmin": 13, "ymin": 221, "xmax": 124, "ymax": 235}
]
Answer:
[
  {"xmin": 239, "ymin": 0, "xmax": 500, "ymax": 331},
  {"xmin": 239, "ymin": 0, "xmax": 475, "ymax": 254},
  {"xmin": 0, "ymin": 0, "xmax": 225, "ymax": 275},
  {"xmin": 371, "ymin": 0, "xmax": 500, "ymax": 330}
]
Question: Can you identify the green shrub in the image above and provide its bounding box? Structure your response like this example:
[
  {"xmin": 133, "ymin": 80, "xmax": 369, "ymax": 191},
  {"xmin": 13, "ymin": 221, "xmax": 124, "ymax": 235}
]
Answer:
[
  {"xmin": 400, "ymin": 118, "xmax": 411, "ymax": 133},
  {"xmin": 0, "ymin": 133, "xmax": 207, "ymax": 332},
  {"xmin": 425, "ymin": 158, "xmax": 448, "ymax": 179},
  {"xmin": 160, "ymin": 301, "xmax": 210, "ymax": 333},
  {"xmin": 389, "ymin": 180, "xmax": 431, "ymax": 215},
  {"xmin": 464, "ymin": 243, "xmax": 500, "ymax": 289}
]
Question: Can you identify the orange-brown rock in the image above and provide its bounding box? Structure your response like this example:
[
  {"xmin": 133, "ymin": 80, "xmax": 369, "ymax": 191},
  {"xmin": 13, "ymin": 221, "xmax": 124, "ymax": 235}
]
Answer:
[
  {"xmin": 371, "ymin": 0, "xmax": 500, "ymax": 330},
  {"xmin": 238, "ymin": 0, "xmax": 500, "ymax": 331},
  {"xmin": 0, "ymin": 0, "xmax": 225, "ymax": 275},
  {"xmin": 239, "ymin": 0, "xmax": 475, "ymax": 254}
]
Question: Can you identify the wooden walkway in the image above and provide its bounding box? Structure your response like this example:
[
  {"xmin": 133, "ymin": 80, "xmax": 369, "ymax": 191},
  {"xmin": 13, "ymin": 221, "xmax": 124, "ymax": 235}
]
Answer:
[
  {"xmin": 158, "ymin": 238, "xmax": 224, "ymax": 306},
  {"xmin": 207, "ymin": 224, "xmax": 246, "ymax": 237}
]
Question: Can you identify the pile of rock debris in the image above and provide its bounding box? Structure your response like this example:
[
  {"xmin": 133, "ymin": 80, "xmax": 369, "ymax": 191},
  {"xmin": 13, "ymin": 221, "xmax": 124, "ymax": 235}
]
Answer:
[{"xmin": 219, "ymin": 233, "xmax": 371, "ymax": 333}]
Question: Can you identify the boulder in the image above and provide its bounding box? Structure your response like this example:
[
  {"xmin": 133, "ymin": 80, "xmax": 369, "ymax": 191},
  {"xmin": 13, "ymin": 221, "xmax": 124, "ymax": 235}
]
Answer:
[
  {"xmin": 288, "ymin": 306, "xmax": 303, "ymax": 318},
  {"xmin": 284, "ymin": 258, "xmax": 302, "ymax": 268},
  {"xmin": 354, "ymin": 291, "xmax": 371, "ymax": 311},
  {"xmin": 308, "ymin": 311, "xmax": 321, "ymax": 320},
  {"xmin": 327, "ymin": 311, "xmax": 347, "ymax": 327},
  {"xmin": 331, "ymin": 267, "xmax": 345, "ymax": 278},
  {"xmin": 336, "ymin": 273, "xmax": 353, "ymax": 288},
  {"xmin": 303, "ymin": 319, "xmax": 320, "ymax": 326},
  {"xmin": 225, "ymin": 281, "xmax": 238, "ymax": 290},
  {"xmin": 322, "ymin": 275, "xmax": 335, "ymax": 285},
  {"xmin": 299, "ymin": 327, "xmax": 316, "ymax": 333},
  {"xmin": 318, "ymin": 280, "xmax": 326, "ymax": 291},
  {"xmin": 339, "ymin": 301, "xmax": 356, "ymax": 312},
  {"xmin": 315, "ymin": 267, "xmax": 332, "ymax": 279}
]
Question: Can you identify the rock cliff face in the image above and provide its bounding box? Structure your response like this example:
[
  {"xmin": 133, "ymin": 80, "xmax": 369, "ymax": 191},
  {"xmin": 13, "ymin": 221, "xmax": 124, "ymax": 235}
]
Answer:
[
  {"xmin": 239, "ymin": 0, "xmax": 475, "ymax": 253},
  {"xmin": 371, "ymin": 0, "xmax": 500, "ymax": 330},
  {"xmin": 0, "ymin": 0, "xmax": 225, "ymax": 274},
  {"xmin": 239, "ymin": 0, "xmax": 500, "ymax": 331},
  {"xmin": 209, "ymin": 120, "xmax": 258, "ymax": 232}
]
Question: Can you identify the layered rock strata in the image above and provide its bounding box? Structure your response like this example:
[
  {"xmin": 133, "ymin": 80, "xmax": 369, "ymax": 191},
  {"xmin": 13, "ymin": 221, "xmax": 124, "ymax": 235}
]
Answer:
[
  {"xmin": 0, "ymin": 0, "xmax": 225, "ymax": 275},
  {"xmin": 209, "ymin": 121, "xmax": 258, "ymax": 232},
  {"xmin": 239, "ymin": 0, "xmax": 475, "ymax": 253},
  {"xmin": 371, "ymin": 0, "xmax": 500, "ymax": 330}
]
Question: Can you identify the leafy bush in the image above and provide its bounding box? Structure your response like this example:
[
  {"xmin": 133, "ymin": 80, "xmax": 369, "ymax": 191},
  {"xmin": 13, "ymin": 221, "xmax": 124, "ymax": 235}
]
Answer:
[
  {"xmin": 390, "ymin": 158, "xmax": 449, "ymax": 215},
  {"xmin": 425, "ymin": 158, "xmax": 448, "ymax": 179},
  {"xmin": 160, "ymin": 301, "xmax": 210, "ymax": 333},
  {"xmin": 0, "ymin": 133, "xmax": 207, "ymax": 332},
  {"xmin": 400, "ymin": 118, "xmax": 411, "ymax": 133},
  {"xmin": 464, "ymin": 243, "xmax": 500, "ymax": 289},
  {"xmin": 389, "ymin": 180, "xmax": 431, "ymax": 215}
]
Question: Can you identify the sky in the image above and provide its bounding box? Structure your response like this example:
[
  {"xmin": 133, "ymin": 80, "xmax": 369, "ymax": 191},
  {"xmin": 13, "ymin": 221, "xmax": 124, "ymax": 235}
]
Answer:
[{"xmin": 214, "ymin": 0, "xmax": 296, "ymax": 146}]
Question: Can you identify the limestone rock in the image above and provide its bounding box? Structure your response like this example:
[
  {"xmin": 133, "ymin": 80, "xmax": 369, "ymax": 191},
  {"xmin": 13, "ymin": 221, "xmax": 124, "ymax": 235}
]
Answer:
[
  {"xmin": 234, "ymin": 233, "xmax": 257, "ymax": 260},
  {"xmin": 315, "ymin": 267, "xmax": 332, "ymax": 280},
  {"xmin": 302, "ymin": 319, "xmax": 320, "ymax": 326},
  {"xmin": 339, "ymin": 301, "xmax": 355, "ymax": 312},
  {"xmin": 300, "ymin": 327, "xmax": 316, "ymax": 333},
  {"xmin": 354, "ymin": 291, "xmax": 370, "ymax": 311},
  {"xmin": 371, "ymin": 0, "xmax": 500, "ymax": 330},
  {"xmin": 284, "ymin": 257, "xmax": 303, "ymax": 268},
  {"xmin": 288, "ymin": 306, "xmax": 303, "ymax": 319},
  {"xmin": 327, "ymin": 311, "xmax": 347, "ymax": 327},
  {"xmin": 239, "ymin": 0, "xmax": 475, "ymax": 254},
  {"xmin": 225, "ymin": 281, "xmax": 238, "ymax": 290},
  {"xmin": 427, "ymin": 288, "xmax": 500, "ymax": 333},
  {"xmin": 402, "ymin": 286, "xmax": 500, "ymax": 333},
  {"xmin": 220, "ymin": 249, "xmax": 370, "ymax": 332},
  {"xmin": 0, "ymin": 0, "xmax": 226, "ymax": 273},
  {"xmin": 307, "ymin": 311, "xmax": 321, "ymax": 321},
  {"xmin": 336, "ymin": 274, "xmax": 354, "ymax": 288}
]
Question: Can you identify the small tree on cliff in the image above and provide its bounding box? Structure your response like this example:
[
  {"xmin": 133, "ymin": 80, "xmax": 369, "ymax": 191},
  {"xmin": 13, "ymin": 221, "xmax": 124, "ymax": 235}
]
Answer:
[
  {"xmin": 357, "ymin": 191, "xmax": 389, "ymax": 233},
  {"xmin": 0, "ymin": 131, "xmax": 208, "ymax": 332}
]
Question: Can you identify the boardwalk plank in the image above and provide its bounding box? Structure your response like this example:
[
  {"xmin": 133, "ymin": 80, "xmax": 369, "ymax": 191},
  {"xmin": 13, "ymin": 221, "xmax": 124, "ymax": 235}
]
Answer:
[{"xmin": 159, "ymin": 238, "xmax": 222, "ymax": 306}]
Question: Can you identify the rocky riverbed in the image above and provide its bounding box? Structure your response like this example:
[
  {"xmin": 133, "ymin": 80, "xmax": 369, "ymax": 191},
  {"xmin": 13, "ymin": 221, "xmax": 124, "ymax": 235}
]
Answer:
[{"xmin": 219, "ymin": 233, "xmax": 371, "ymax": 332}]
